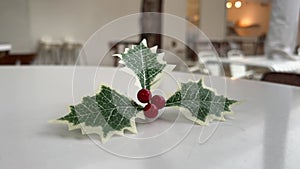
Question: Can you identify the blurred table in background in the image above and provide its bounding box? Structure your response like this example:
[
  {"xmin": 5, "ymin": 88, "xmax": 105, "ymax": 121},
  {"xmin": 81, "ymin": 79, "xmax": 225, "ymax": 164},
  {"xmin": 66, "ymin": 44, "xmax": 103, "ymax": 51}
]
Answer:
[
  {"xmin": 0, "ymin": 43, "xmax": 36, "ymax": 65},
  {"xmin": 194, "ymin": 36, "xmax": 265, "ymax": 58},
  {"xmin": 0, "ymin": 43, "xmax": 11, "ymax": 58},
  {"xmin": 204, "ymin": 56, "xmax": 300, "ymax": 73}
]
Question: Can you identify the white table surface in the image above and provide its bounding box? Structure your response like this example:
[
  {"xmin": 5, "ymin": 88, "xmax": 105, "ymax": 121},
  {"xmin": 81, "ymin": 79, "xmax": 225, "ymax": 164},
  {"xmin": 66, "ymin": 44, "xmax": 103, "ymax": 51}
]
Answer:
[
  {"xmin": 0, "ymin": 66, "xmax": 300, "ymax": 169},
  {"xmin": 204, "ymin": 56, "xmax": 300, "ymax": 72}
]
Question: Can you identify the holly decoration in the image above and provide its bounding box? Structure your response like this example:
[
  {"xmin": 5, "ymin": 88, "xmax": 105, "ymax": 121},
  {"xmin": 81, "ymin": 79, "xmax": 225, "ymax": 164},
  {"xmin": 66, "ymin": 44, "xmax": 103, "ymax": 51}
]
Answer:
[
  {"xmin": 53, "ymin": 39, "xmax": 238, "ymax": 143},
  {"xmin": 137, "ymin": 89, "xmax": 152, "ymax": 103},
  {"xmin": 144, "ymin": 103, "xmax": 158, "ymax": 118},
  {"xmin": 151, "ymin": 95, "xmax": 166, "ymax": 109},
  {"xmin": 166, "ymin": 80, "xmax": 237, "ymax": 125}
]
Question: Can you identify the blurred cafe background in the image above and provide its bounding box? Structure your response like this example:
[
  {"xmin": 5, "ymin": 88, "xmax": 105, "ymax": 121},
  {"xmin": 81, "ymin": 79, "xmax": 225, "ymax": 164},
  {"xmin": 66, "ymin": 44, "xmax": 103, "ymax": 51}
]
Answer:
[{"xmin": 1, "ymin": 0, "xmax": 300, "ymax": 86}]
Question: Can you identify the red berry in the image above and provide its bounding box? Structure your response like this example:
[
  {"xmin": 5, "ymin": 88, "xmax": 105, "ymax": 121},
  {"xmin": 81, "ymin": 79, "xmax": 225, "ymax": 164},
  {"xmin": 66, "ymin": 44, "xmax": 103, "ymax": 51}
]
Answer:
[
  {"xmin": 144, "ymin": 103, "xmax": 158, "ymax": 118},
  {"xmin": 151, "ymin": 95, "xmax": 166, "ymax": 109},
  {"xmin": 137, "ymin": 89, "xmax": 152, "ymax": 103}
]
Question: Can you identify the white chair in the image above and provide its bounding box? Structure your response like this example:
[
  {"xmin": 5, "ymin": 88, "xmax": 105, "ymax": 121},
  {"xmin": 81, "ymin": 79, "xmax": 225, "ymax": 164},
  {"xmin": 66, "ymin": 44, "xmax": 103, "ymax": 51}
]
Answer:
[
  {"xmin": 61, "ymin": 37, "xmax": 83, "ymax": 65},
  {"xmin": 227, "ymin": 49, "xmax": 254, "ymax": 79},
  {"xmin": 227, "ymin": 49, "xmax": 246, "ymax": 78},
  {"xmin": 189, "ymin": 50, "xmax": 221, "ymax": 76},
  {"xmin": 35, "ymin": 37, "xmax": 62, "ymax": 65}
]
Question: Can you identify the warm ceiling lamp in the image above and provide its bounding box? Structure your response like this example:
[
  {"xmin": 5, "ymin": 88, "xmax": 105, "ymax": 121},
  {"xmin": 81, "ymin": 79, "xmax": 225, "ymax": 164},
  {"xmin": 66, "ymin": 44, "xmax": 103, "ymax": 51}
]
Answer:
[
  {"xmin": 235, "ymin": 1, "xmax": 242, "ymax": 8},
  {"xmin": 226, "ymin": 1, "xmax": 233, "ymax": 9}
]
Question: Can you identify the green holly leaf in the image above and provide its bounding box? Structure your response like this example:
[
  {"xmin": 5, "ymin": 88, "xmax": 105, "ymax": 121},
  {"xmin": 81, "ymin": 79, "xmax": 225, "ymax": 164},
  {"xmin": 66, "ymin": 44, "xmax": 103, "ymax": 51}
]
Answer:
[
  {"xmin": 53, "ymin": 85, "xmax": 144, "ymax": 143},
  {"xmin": 114, "ymin": 39, "xmax": 175, "ymax": 90},
  {"xmin": 166, "ymin": 79, "xmax": 237, "ymax": 125}
]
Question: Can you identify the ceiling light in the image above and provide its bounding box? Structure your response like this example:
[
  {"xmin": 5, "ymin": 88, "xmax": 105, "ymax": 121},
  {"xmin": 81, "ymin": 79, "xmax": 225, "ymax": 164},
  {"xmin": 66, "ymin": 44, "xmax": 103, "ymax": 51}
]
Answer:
[
  {"xmin": 226, "ymin": 2, "xmax": 233, "ymax": 9},
  {"xmin": 235, "ymin": 1, "xmax": 242, "ymax": 8}
]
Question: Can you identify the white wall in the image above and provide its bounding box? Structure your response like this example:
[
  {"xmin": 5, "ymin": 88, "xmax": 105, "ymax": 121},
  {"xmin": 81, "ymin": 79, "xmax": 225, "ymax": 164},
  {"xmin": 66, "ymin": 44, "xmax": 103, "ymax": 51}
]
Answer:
[
  {"xmin": 28, "ymin": 0, "xmax": 186, "ymax": 45},
  {"xmin": 28, "ymin": 0, "xmax": 141, "ymax": 45},
  {"xmin": 0, "ymin": 0, "xmax": 32, "ymax": 53},
  {"xmin": 200, "ymin": 0, "xmax": 226, "ymax": 40}
]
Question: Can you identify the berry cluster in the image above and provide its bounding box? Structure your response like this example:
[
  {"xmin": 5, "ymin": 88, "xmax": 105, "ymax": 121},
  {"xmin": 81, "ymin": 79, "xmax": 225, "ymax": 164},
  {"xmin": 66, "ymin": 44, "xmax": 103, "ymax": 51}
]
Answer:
[{"xmin": 137, "ymin": 89, "xmax": 166, "ymax": 118}]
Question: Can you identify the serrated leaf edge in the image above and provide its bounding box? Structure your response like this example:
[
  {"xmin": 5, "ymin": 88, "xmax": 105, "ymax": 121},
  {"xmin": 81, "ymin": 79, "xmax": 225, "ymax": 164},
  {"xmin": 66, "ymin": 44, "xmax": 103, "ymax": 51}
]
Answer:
[
  {"xmin": 180, "ymin": 107, "xmax": 235, "ymax": 126},
  {"xmin": 167, "ymin": 78, "xmax": 238, "ymax": 125},
  {"xmin": 50, "ymin": 113, "xmax": 142, "ymax": 143},
  {"xmin": 113, "ymin": 39, "xmax": 175, "ymax": 89},
  {"xmin": 50, "ymin": 85, "xmax": 145, "ymax": 143}
]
